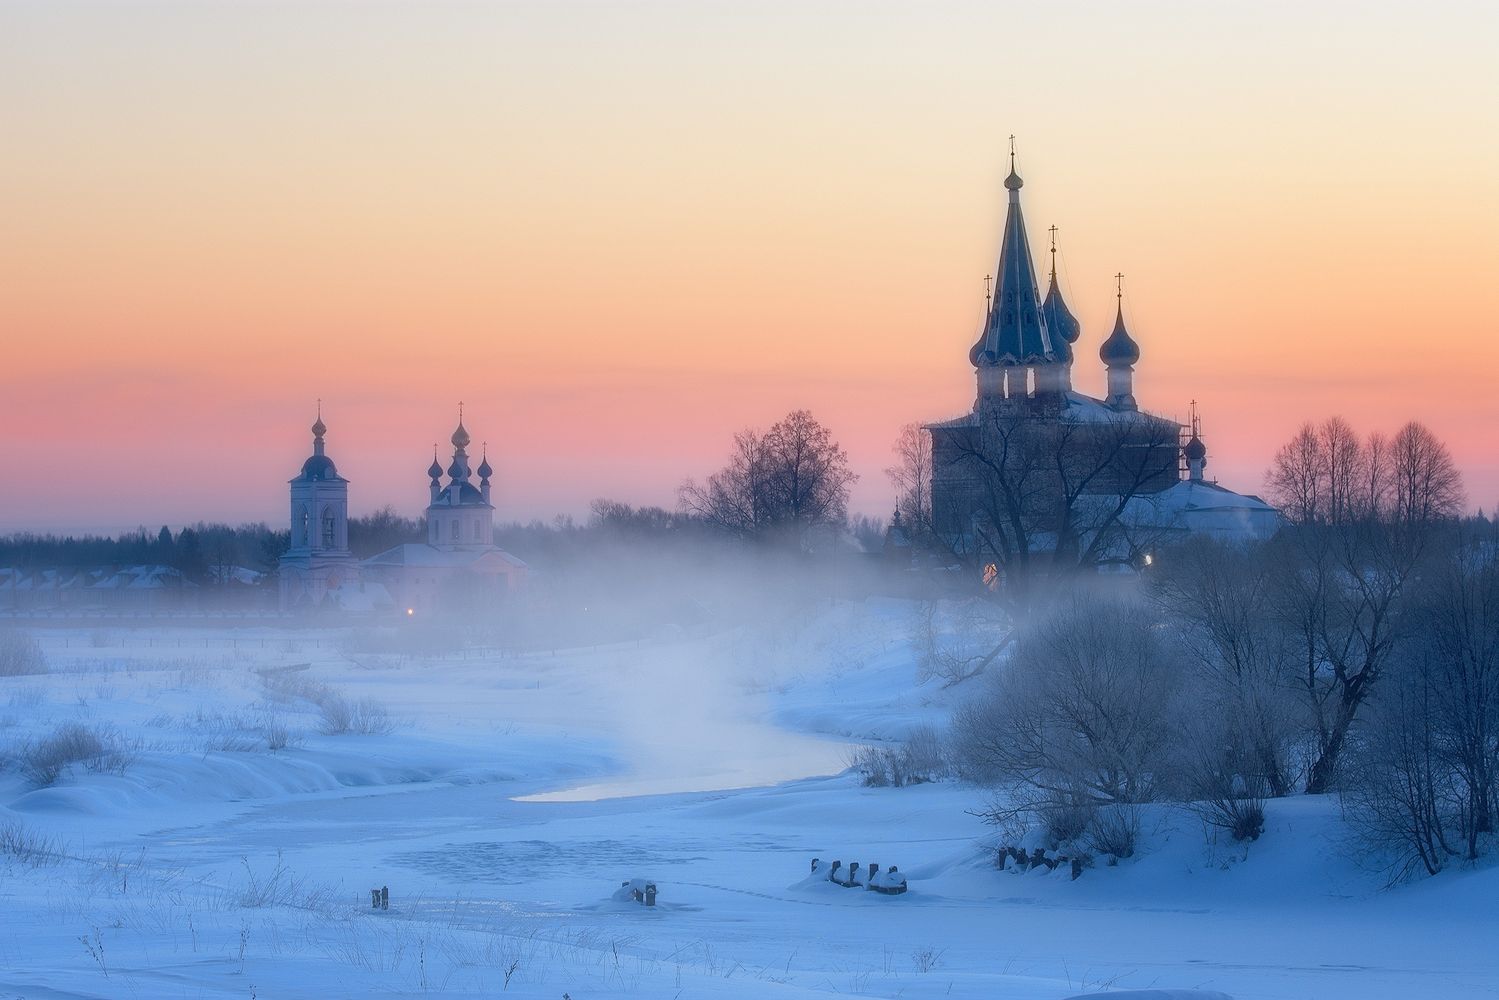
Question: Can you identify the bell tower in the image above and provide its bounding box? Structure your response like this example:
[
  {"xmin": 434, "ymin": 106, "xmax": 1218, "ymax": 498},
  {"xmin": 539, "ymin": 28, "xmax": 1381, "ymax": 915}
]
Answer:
[{"xmin": 279, "ymin": 404, "xmax": 357, "ymax": 610}]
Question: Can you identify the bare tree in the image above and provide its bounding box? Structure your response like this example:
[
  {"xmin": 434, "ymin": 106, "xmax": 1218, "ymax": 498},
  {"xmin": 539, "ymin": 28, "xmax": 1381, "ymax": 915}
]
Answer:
[
  {"xmin": 1154, "ymin": 538, "xmax": 1302, "ymax": 797},
  {"xmin": 1262, "ymin": 417, "xmax": 1466, "ymax": 793},
  {"xmin": 1388, "ymin": 421, "xmax": 1466, "ymax": 529},
  {"xmin": 680, "ymin": 409, "xmax": 856, "ymax": 549},
  {"xmin": 886, "ymin": 422, "xmax": 934, "ymax": 542},
  {"xmin": 953, "ymin": 591, "xmax": 1183, "ymax": 808},
  {"xmin": 941, "ymin": 409, "xmax": 1180, "ymax": 604}
]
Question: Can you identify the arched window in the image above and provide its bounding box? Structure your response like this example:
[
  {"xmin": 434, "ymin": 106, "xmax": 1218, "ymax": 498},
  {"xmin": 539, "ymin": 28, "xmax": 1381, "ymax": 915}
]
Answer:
[
  {"xmin": 296, "ymin": 505, "xmax": 309, "ymax": 547},
  {"xmin": 321, "ymin": 508, "xmax": 336, "ymax": 549},
  {"xmin": 473, "ymin": 521, "xmax": 481, "ymax": 540},
  {"xmin": 450, "ymin": 519, "xmax": 459, "ymax": 541}
]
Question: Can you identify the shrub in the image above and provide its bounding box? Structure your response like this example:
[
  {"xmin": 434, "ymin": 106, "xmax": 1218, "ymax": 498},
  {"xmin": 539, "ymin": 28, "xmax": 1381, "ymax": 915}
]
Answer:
[
  {"xmin": 19, "ymin": 722, "xmax": 134, "ymax": 786},
  {"xmin": 1086, "ymin": 804, "xmax": 1140, "ymax": 860},
  {"xmin": 0, "ymin": 629, "xmax": 46, "ymax": 677},
  {"xmin": 849, "ymin": 727, "xmax": 949, "ymax": 787},
  {"xmin": 1042, "ymin": 801, "xmax": 1094, "ymax": 847},
  {"xmin": 349, "ymin": 699, "xmax": 394, "ymax": 736},
  {"xmin": 315, "ymin": 691, "xmax": 394, "ymax": 736},
  {"xmin": 0, "ymin": 821, "xmax": 61, "ymax": 866},
  {"xmin": 1192, "ymin": 795, "xmax": 1266, "ymax": 843},
  {"xmin": 262, "ymin": 715, "xmax": 299, "ymax": 751}
]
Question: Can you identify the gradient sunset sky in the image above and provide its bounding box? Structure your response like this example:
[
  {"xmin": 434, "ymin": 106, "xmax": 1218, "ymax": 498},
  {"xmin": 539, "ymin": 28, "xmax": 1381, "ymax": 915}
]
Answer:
[{"xmin": 3, "ymin": 1, "xmax": 1496, "ymax": 533}]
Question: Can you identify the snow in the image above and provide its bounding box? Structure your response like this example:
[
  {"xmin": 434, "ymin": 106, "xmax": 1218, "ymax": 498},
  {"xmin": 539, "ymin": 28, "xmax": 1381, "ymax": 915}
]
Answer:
[{"xmin": 1, "ymin": 604, "xmax": 1496, "ymax": 999}]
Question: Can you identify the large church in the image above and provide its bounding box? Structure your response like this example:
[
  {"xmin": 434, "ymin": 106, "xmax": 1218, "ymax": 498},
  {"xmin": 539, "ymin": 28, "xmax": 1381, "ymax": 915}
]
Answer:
[
  {"xmin": 927, "ymin": 151, "xmax": 1278, "ymax": 574},
  {"xmin": 278, "ymin": 410, "xmax": 527, "ymax": 613}
]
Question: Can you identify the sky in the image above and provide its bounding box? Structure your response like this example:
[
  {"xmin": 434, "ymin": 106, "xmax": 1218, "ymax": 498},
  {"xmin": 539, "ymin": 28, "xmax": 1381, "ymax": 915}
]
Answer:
[{"xmin": 2, "ymin": 0, "xmax": 1496, "ymax": 534}]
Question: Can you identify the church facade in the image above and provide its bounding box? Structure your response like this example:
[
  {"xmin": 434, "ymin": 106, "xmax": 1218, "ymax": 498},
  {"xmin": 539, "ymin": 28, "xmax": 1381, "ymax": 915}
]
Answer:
[
  {"xmin": 927, "ymin": 153, "xmax": 1278, "ymax": 575},
  {"xmin": 361, "ymin": 414, "xmax": 528, "ymax": 614}
]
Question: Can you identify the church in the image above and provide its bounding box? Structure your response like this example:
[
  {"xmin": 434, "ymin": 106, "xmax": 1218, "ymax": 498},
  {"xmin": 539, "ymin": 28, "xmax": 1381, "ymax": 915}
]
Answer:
[
  {"xmin": 278, "ymin": 409, "xmax": 527, "ymax": 614},
  {"xmin": 926, "ymin": 150, "xmax": 1278, "ymax": 578}
]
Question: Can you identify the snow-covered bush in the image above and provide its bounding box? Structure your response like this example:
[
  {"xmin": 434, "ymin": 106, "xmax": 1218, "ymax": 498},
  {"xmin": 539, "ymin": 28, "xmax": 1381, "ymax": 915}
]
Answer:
[
  {"xmin": 261, "ymin": 672, "xmax": 393, "ymax": 736},
  {"xmin": 849, "ymin": 726, "xmax": 949, "ymax": 787},
  {"xmin": 18, "ymin": 722, "xmax": 135, "ymax": 786},
  {"xmin": 1086, "ymin": 804, "xmax": 1140, "ymax": 860},
  {"xmin": 316, "ymin": 693, "xmax": 394, "ymax": 736},
  {"xmin": 952, "ymin": 592, "xmax": 1183, "ymax": 804},
  {"xmin": 0, "ymin": 628, "xmax": 46, "ymax": 677}
]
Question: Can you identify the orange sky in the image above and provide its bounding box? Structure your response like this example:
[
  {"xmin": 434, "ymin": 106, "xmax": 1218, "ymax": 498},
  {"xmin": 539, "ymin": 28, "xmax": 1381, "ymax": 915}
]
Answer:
[{"xmin": 2, "ymin": 1, "xmax": 1496, "ymax": 533}]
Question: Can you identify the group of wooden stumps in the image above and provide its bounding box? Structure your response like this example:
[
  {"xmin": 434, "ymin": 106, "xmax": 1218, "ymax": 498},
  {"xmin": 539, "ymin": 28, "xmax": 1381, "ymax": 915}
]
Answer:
[
  {"xmin": 997, "ymin": 845, "xmax": 1084, "ymax": 879},
  {"xmin": 811, "ymin": 857, "xmax": 908, "ymax": 895}
]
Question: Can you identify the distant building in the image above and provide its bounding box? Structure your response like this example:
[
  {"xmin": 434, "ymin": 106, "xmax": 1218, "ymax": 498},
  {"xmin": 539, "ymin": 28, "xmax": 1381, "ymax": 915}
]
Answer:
[
  {"xmin": 361, "ymin": 413, "xmax": 527, "ymax": 614},
  {"xmin": 278, "ymin": 411, "xmax": 387, "ymax": 612},
  {"xmin": 927, "ymin": 151, "xmax": 1279, "ymax": 574}
]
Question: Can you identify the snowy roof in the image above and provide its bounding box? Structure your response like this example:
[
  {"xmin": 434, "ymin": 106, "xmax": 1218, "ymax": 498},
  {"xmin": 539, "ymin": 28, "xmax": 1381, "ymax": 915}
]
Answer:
[
  {"xmin": 362, "ymin": 543, "xmax": 527, "ymax": 570},
  {"xmin": 925, "ymin": 391, "xmax": 1179, "ymax": 430},
  {"xmin": 1121, "ymin": 480, "xmax": 1282, "ymax": 541}
]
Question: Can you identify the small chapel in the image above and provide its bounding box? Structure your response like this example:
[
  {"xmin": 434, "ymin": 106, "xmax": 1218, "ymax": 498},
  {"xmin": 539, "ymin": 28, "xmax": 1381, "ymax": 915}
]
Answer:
[{"xmin": 362, "ymin": 412, "xmax": 528, "ymax": 613}]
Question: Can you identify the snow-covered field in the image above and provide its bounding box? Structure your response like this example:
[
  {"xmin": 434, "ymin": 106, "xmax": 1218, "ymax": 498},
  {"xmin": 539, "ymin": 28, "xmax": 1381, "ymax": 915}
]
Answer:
[{"xmin": 1, "ymin": 601, "xmax": 1495, "ymax": 999}]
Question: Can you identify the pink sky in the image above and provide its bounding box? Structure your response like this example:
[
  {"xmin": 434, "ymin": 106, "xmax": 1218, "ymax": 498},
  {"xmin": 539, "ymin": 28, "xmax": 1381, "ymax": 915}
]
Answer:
[{"xmin": 2, "ymin": 1, "xmax": 1496, "ymax": 533}]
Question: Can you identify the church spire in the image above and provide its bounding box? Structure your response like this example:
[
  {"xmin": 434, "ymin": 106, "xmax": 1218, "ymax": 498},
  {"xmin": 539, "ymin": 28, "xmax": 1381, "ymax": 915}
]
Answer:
[{"xmin": 969, "ymin": 137, "xmax": 1055, "ymax": 371}]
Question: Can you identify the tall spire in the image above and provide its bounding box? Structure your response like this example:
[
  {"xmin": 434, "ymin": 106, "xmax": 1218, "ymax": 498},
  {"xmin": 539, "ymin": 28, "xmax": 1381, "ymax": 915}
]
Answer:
[{"xmin": 969, "ymin": 139, "xmax": 1054, "ymax": 368}]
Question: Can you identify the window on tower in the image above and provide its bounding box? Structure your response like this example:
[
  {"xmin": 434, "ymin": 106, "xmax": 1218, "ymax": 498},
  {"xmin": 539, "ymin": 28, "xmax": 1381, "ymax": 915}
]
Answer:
[{"xmin": 321, "ymin": 509, "xmax": 336, "ymax": 549}]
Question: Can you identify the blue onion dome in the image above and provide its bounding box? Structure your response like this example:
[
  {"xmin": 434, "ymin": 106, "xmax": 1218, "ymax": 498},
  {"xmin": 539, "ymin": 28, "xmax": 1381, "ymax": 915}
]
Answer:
[
  {"xmin": 427, "ymin": 457, "xmax": 443, "ymax": 480},
  {"xmin": 969, "ymin": 337, "xmax": 995, "ymax": 368},
  {"xmin": 448, "ymin": 459, "xmax": 465, "ymax": 479},
  {"xmin": 477, "ymin": 456, "xmax": 493, "ymax": 480},
  {"xmin": 300, "ymin": 454, "xmax": 338, "ymax": 480},
  {"xmin": 1184, "ymin": 434, "xmax": 1207, "ymax": 461},
  {"xmin": 1099, "ymin": 302, "xmax": 1140, "ymax": 366},
  {"xmin": 451, "ymin": 422, "xmax": 471, "ymax": 449},
  {"xmin": 1042, "ymin": 275, "xmax": 1081, "ymax": 345}
]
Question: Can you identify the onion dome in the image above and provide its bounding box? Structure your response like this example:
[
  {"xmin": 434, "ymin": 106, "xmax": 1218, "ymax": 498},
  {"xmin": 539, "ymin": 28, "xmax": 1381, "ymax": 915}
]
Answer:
[
  {"xmin": 1003, "ymin": 166, "xmax": 1023, "ymax": 191},
  {"xmin": 477, "ymin": 455, "xmax": 493, "ymax": 480},
  {"xmin": 427, "ymin": 454, "xmax": 443, "ymax": 480},
  {"xmin": 1041, "ymin": 272, "xmax": 1079, "ymax": 365},
  {"xmin": 299, "ymin": 454, "xmax": 338, "ymax": 480},
  {"xmin": 448, "ymin": 459, "xmax": 465, "ymax": 480},
  {"xmin": 1099, "ymin": 299, "xmax": 1140, "ymax": 367},
  {"xmin": 1184, "ymin": 434, "xmax": 1207, "ymax": 461},
  {"xmin": 451, "ymin": 421, "xmax": 470, "ymax": 449},
  {"xmin": 311, "ymin": 415, "xmax": 327, "ymax": 438}
]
